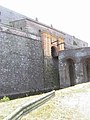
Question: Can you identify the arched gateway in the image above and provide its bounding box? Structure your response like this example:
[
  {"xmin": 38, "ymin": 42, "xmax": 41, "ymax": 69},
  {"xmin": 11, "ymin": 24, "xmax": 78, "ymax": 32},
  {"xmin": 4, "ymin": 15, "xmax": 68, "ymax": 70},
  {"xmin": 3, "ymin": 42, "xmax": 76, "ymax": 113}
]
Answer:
[
  {"xmin": 66, "ymin": 58, "xmax": 75, "ymax": 86},
  {"xmin": 59, "ymin": 47, "xmax": 90, "ymax": 88}
]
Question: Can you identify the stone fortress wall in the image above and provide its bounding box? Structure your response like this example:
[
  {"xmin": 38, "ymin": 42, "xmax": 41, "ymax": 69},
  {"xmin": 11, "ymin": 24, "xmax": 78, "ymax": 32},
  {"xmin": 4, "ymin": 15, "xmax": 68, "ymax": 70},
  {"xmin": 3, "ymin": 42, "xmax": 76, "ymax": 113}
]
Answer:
[
  {"xmin": 0, "ymin": 24, "xmax": 44, "ymax": 97},
  {"xmin": 0, "ymin": 6, "xmax": 89, "ymax": 98}
]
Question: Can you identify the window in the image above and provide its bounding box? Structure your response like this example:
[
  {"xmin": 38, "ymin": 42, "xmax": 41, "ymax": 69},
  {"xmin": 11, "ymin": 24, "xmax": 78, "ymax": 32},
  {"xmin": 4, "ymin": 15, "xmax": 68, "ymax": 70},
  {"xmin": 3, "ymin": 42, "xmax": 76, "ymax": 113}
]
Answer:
[
  {"xmin": 73, "ymin": 40, "xmax": 77, "ymax": 45},
  {"xmin": 0, "ymin": 12, "xmax": 1, "ymax": 15},
  {"xmin": 20, "ymin": 27, "xmax": 22, "ymax": 30},
  {"xmin": 83, "ymin": 43, "xmax": 85, "ymax": 46},
  {"xmin": 39, "ymin": 29, "xmax": 41, "ymax": 32}
]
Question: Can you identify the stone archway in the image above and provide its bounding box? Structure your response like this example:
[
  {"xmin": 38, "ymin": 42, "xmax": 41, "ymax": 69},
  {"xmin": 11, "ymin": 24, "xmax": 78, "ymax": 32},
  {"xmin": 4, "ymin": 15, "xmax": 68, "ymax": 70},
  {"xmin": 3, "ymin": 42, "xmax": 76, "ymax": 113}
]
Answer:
[
  {"xmin": 51, "ymin": 46, "xmax": 58, "ymax": 70},
  {"xmin": 51, "ymin": 46, "xmax": 59, "ymax": 88},
  {"xmin": 51, "ymin": 46, "xmax": 58, "ymax": 58},
  {"xmin": 67, "ymin": 58, "xmax": 75, "ymax": 86},
  {"xmin": 85, "ymin": 58, "xmax": 90, "ymax": 82}
]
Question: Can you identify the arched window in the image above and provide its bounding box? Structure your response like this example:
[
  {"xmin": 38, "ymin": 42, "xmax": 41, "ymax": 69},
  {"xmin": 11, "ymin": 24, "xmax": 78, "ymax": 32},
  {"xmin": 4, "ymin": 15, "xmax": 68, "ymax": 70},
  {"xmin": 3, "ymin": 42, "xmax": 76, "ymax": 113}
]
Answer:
[{"xmin": 51, "ymin": 46, "xmax": 58, "ymax": 58}]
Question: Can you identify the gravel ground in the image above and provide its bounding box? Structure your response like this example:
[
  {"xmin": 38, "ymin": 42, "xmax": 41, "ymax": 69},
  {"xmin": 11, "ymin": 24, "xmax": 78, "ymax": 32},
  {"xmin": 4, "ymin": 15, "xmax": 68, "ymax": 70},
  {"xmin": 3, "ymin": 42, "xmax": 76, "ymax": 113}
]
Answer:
[
  {"xmin": 1, "ymin": 82, "xmax": 90, "ymax": 120},
  {"xmin": 22, "ymin": 82, "xmax": 90, "ymax": 120}
]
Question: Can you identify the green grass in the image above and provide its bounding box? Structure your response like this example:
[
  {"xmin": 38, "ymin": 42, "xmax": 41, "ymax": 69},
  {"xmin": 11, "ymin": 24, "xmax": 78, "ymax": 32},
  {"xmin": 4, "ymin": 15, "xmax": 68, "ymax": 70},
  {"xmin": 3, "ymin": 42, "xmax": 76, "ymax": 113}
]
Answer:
[{"xmin": 0, "ymin": 96, "xmax": 10, "ymax": 103}]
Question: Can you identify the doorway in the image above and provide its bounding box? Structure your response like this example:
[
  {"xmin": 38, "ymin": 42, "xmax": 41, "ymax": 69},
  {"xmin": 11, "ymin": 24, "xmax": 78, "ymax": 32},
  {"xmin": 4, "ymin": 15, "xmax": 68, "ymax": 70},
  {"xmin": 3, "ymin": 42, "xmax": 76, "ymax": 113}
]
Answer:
[
  {"xmin": 85, "ymin": 58, "xmax": 90, "ymax": 82},
  {"xmin": 67, "ymin": 58, "xmax": 75, "ymax": 86},
  {"xmin": 51, "ymin": 46, "xmax": 59, "ymax": 89}
]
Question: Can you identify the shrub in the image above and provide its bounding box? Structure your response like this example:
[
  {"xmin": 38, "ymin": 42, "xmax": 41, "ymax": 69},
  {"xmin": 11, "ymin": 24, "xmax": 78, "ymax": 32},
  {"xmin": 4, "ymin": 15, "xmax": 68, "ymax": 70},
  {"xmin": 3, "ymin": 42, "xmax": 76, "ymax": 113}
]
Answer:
[{"xmin": 0, "ymin": 96, "xmax": 10, "ymax": 102}]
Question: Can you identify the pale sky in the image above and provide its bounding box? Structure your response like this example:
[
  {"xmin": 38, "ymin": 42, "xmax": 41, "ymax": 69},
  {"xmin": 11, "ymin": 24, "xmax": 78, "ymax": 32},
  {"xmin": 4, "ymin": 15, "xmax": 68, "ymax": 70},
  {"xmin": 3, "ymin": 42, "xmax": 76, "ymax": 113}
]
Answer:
[{"xmin": 0, "ymin": 0, "xmax": 90, "ymax": 46}]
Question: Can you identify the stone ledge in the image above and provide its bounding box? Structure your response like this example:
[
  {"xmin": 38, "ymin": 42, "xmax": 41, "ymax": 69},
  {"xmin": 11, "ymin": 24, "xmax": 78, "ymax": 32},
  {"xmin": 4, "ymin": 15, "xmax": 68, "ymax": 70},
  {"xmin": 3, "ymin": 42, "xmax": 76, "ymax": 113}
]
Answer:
[
  {"xmin": 0, "ymin": 25, "xmax": 40, "ymax": 41},
  {"xmin": 4, "ymin": 90, "xmax": 55, "ymax": 120}
]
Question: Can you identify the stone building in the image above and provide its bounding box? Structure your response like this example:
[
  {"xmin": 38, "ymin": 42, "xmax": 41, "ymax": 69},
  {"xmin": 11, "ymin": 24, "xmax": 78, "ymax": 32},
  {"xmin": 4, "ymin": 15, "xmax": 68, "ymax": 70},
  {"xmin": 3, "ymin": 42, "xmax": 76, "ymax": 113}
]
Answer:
[
  {"xmin": 0, "ymin": 6, "xmax": 89, "ymax": 98},
  {"xmin": 59, "ymin": 47, "xmax": 90, "ymax": 88}
]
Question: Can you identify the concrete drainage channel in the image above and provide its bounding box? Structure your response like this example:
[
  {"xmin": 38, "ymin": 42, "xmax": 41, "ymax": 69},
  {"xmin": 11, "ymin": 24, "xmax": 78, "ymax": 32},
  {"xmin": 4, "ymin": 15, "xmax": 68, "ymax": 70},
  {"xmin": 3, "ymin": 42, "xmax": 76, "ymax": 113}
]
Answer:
[{"xmin": 4, "ymin": 90, "xmax": 55, "ymax": 120}]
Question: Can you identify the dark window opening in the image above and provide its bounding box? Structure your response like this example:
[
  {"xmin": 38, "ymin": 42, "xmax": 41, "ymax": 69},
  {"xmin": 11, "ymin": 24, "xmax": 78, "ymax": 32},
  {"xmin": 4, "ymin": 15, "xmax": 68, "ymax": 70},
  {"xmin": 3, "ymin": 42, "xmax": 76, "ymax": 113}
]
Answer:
[
  {"xmin": 39, "ymin": 30, "xmax": 41, "ymax": 32},
  {"xmin": 73, "ymin": 40, "xmax": 77, "ymax": 45},
  {"xmin": 51, "ymin": 46, "xmax": 58, "ymax": 58},
  {"xmin": 20, "ymin": 27, "xmax": 22, "ymax": 30},
  {"xmin": 67, "ymin": 59, "xmax": 75, "ymax": 86}
]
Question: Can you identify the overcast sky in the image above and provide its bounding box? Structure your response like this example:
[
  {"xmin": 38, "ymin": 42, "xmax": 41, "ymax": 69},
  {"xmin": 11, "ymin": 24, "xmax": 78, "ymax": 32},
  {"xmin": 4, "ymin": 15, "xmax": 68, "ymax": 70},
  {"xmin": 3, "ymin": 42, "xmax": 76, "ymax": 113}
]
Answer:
[{"xmin": 0, "ymin": 0, "xmax": 90, "ymax": 46}]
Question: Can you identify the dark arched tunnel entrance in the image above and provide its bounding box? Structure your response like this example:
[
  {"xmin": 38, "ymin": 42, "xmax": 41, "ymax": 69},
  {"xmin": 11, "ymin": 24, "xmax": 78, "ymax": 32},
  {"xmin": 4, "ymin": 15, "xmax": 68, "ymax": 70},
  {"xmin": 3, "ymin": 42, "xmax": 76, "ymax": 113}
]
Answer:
[
  {"xmin": 85, "ymin": 58, "xmax": 90, "ymax": 82},
  {"xmin": 51, "ymin": 46, "xmax": 60, "ymax": 89},
  {"xmin": 67, "ymin": 58, "xmax": 75, "ymax": 86}
]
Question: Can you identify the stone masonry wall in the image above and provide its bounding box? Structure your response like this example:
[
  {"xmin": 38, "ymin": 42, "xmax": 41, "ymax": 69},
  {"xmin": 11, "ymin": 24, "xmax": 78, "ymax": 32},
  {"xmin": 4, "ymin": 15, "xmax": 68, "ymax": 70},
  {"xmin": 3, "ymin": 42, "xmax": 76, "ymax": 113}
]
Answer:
[
  {"xmin": 10, "ymin": 18, "xmax": 88, "ymax": 49},
  {"xmin": 44, "ymin": 57, "xmax": 60, "ymax": 91},
  {"xmin": 0, "ymin": 25, "xmax": 44, "ymax": 97},
  {"xmin": 59, "ymin": 47, "xmax": 90, "ymax": 88}
]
